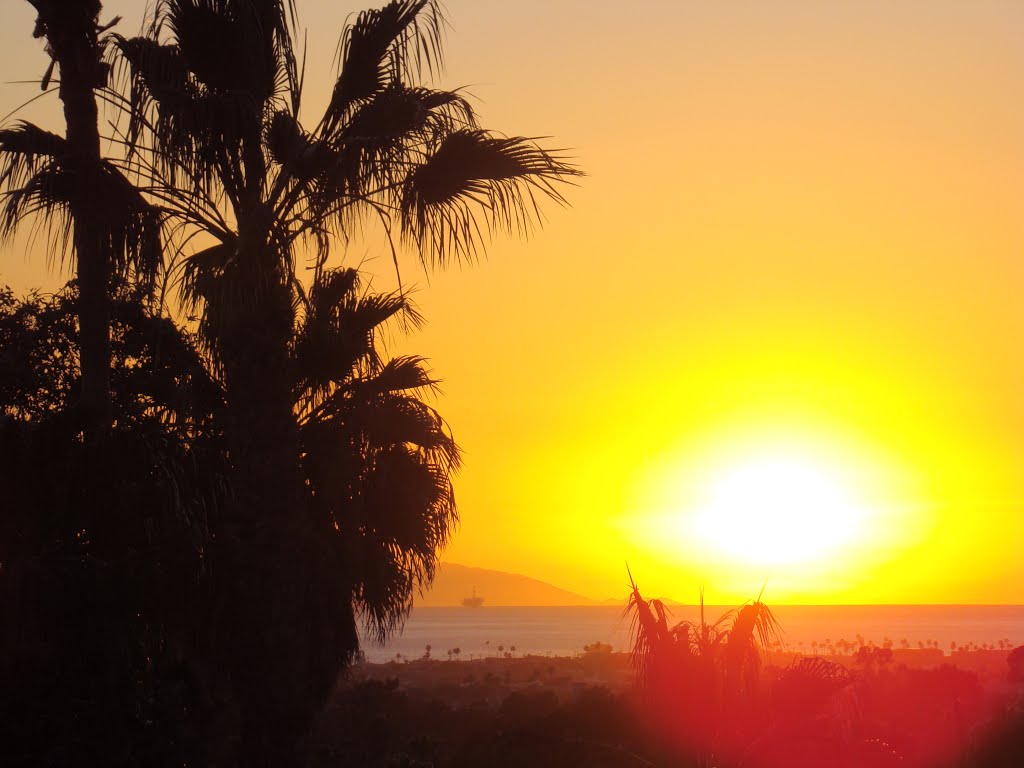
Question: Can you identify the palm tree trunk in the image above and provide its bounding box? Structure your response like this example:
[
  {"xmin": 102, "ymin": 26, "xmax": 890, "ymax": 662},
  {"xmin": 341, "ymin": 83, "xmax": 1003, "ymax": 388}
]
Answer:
[
  {"xmin": 218, "ymin": 278, "xmax": 324, "ymax": 767},
  {"xmin": 37, "ymin": 0, "xmax": 112, "ymax": 436}
]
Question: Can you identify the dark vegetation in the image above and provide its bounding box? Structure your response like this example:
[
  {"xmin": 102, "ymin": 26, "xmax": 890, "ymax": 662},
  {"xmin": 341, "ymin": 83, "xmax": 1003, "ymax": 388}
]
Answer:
[
  {"xmin": 0, "ymin": 1, "xmax": 576, "ymax": 765},
  {"xmin": 312, "ymin": 606, "xmax": 1024, "ymax": 768},
  {"xmin": 618, "ymin": 578, "xmax": 1024, "ymax": 768}
]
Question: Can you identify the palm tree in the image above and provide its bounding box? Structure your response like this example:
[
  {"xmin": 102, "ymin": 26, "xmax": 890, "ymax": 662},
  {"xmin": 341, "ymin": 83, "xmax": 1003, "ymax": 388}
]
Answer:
[
  {"xmin": 111, "ymin": 1, "xmax": 576, "ymax": 761},
  {"xmin": 0, "ymin": 2, "xmax": 163, "ymax": 439},
  {"xmin": 626, "ymin": 571, "xmax": 780, "ymax": 762},
  {"xmin": 114, "ymin": 0, "xmax": 575, "ymax": 576},
  {"xmin": 294, "ymin": 265, "xmax": 459, "ymax": 656}
]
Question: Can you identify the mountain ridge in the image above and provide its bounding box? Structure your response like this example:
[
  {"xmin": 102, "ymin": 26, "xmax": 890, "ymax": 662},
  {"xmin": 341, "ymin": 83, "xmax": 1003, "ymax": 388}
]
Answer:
[
  {"xmin": 418, "ymin": 563, "xmax": 598, "ymax": 606},
  {"xmin": 418, "ymin": 563, "xmax": 682, "ymax": 607}
]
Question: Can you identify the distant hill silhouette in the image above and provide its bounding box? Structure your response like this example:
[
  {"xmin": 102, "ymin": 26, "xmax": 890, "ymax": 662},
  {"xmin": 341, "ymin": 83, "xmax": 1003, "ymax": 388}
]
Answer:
[
  {"xmin": 419, "ymin": 563, "xmax": 601, "ymax": 606},
  {"xmin": 419, "ymin": 564, "xmax": 681, "ymax": 607}
]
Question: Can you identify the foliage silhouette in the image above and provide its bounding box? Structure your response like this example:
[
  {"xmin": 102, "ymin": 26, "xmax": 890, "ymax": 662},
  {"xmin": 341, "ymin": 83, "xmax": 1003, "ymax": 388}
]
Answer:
[
  {"xmin": 621, "ymin": 574, "xmax": 1024, "ymax": 767},
  {"xmin": 102, "ymin": 1, "xmax": 578, "ymax": 762},
  {"xmin": 0, "ymin": 271, "xmax": 462, "ymax": 764},
  {"xmin": 626, "ymin": 573, "xmax": 784, "ymax": 764},
  {"xmin": 294, "ymin": 267, "xmax": 459, "ymax": 643},
  {"xmin": 0, "ymin": 2, "xmax": 163, "ymax": 437},
  {"xmin": 1, "ymin": 1, "xmax": 577, "ymax": 762},
  {"xmin": 0, "ymin": 281, "xmax": 227, "ymax": 766}
]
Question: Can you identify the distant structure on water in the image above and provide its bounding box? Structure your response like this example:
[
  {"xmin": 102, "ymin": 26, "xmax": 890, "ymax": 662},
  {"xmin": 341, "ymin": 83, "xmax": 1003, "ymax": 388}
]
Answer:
[{"xmin": 462, "ymin": 587, "xmax": 484, "ymax": 608}]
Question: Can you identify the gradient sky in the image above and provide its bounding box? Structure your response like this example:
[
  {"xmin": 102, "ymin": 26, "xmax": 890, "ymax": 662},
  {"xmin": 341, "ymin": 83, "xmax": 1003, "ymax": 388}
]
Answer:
[{"xmin": 2, "ymin": 1, "xmax": 1023, "ymax": 604}]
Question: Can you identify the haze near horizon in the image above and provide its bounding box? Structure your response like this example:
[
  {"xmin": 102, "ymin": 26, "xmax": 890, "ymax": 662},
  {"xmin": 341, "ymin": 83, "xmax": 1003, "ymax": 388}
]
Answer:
[{"xmin": 2, "ymin": 1, "xmax": 1022, "ymax": 604}]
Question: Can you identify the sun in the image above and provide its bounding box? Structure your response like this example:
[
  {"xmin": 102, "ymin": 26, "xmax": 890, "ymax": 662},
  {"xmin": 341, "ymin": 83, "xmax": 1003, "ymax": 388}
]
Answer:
[
  {"xmin": 621, "ymin": 426, "xmax": 914, "ymax": 591},
  {"xmin": 690, "ymin": 455, "xmax": 870, "ymax": 566}
]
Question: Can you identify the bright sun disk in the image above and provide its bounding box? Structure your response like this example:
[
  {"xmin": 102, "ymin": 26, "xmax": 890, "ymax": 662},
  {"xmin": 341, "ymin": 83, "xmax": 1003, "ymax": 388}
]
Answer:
[{"xmin": 690, "ymin": 456, "xmax": 869, "ymax": 566}]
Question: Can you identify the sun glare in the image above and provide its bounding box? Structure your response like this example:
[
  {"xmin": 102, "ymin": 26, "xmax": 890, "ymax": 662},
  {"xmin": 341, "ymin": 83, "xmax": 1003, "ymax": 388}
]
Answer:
[
  {"xmin": 691, "ymin": 456, "xmax": 869, "ymax": 566},
  {"xmin": 619, "ymin": 427, "xmax": 906, "ymax": 588}
]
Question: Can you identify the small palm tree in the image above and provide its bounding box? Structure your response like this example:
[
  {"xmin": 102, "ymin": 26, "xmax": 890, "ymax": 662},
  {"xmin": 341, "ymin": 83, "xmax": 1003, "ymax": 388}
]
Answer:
[{"xmin": 626, "ymin": 569, "xmax": 780, "ymax": 762}]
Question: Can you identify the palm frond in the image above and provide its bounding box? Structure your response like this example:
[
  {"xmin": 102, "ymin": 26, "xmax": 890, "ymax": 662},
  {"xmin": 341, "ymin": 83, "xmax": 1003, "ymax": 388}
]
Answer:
[
  {"xmin": 326, "ymin": 85, "xmax": 476, "ymax": 202},
  {"xmin": 360, "ymin": 354, "xmax": 436, "ymax": 396},
  {"xmin": 267, "ymin": 110, "xmax": 336, "ymax": 182},
  {"xmin": 116, "ymin": 32, "xmax": 270, "ymax": 202},
  {"xmin": 0, "ymin": 124, "xmax": 71, "ymax": 255},
  {"xmin": 365, "ymin": 446, "xmax": 453, "ymax": 546},
  {"xmin": 381, "ymin": 397, "xmax": 457, "ymax": 465},
  {"xmin": 0, "ymin": 122, "xmax": 66, "ymax": 189},
  {"xmin": 164, "ymin": 0, "xmax": 276, "ymax": 99},
  {"xmin": 308, "ymin": 266, "xmax": 361, "ymax": 319},
  {"xmin": 314, "ymin": 430, "xmax": 457, "ymax": 646},
  {"xmin": 0, "ymin": 121, "xmax": 164, "ymax": 288},
  {"xmin": 291, "ymin": 269, "xmax": 423, "ymax": 400},
  {"xmin": 343, "ymin": 85, "xmax": 473, "ymax": 144},
  {"xmin": 625, "ymin": 573, "xmax": 672, "ymax": 687},
  {"xmin": 352, "ymin": 549, "xmax": 416, "ymax": 644},
  {"xmin": 0, "ymin": 163, "xmax": 71, "ymax": 239},
  {"xmin": 730, "ymin": 599, "xmax": 782, "ymax": 654},
  {"xmin": 331, "ymin": 387, "xmax": 459, "ymax": 471},
  {"xmin": 401, "ymin": 129, "xmax": 581, "ymax": 266},
  {"xmin": 325, "ymin": 0, "xmax": 444, "ymax": 128},
  {"xmin": 114, "ymin": 36, "xmax": 193, "ymax": 138}
]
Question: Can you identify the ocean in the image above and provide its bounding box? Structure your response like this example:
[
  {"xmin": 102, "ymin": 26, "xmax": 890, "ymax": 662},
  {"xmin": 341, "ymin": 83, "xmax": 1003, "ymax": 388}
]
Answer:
[{"xmin": 359, "ymin": 604, "xmax": 1024, "ymax": 663}]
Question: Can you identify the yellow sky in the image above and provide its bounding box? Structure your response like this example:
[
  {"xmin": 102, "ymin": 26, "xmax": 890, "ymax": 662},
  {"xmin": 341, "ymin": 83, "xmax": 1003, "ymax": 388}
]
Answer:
[{"xmin": 2, "ymin": 1, "xmax": 1023, "ymax": 603}]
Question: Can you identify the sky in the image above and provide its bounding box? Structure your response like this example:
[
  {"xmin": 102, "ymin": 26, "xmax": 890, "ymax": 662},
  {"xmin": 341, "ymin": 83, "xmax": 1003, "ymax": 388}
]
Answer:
[{"xmin": 2, "ymin": 1, "xmax": 1023, "ymax": 604}]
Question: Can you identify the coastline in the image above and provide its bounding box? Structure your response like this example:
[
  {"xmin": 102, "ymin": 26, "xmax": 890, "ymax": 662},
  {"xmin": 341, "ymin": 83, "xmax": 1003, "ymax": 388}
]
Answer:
[{"xmin": 359, "ymin": 604, "xmax": 1024, "ymax": 663}]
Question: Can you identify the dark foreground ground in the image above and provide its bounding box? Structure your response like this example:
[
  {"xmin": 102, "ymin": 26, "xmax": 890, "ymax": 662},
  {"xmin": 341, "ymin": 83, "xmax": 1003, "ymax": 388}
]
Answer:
[{"xmin": 309, "ymin": 649, "xmax": 1024, "ymax": 768}]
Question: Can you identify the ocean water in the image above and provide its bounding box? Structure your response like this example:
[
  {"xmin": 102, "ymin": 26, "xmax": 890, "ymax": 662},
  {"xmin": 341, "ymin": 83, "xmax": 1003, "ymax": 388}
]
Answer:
[{"xmin": 359, "ymin": 605, "xmax": 1024, "ymax": 663}]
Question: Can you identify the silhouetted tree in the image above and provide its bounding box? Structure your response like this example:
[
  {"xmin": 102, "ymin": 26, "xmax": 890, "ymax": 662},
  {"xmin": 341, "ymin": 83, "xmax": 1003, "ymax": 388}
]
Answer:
[
  {"xmin": 292, "ymin": 265, "xmax": 460, "ymax": 671},
  {"xmin": 1, "ymin": 1, "xmax": 576, "ymax": 762},
  {"xmin": 0, "ymin": 2, "xmax": 163, "ymax": 438},
  {"xmin": 111, "ymin": 1, "xmax": 577, "ymax": 762},
  {"xmin": 2, "ymin": 270, "xmax": 461, "ymax": 765},
  {"xmin": 626, "ymin": 572, "xmax": 780, "ymax": 762},
  {"xmin": 0, "ymin": 282, "xmax": 227, "ymax": 765}
]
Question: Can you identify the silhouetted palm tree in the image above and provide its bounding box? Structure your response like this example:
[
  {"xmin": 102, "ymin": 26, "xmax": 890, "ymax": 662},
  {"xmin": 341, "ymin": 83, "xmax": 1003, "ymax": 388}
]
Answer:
[
  {"xmin": 110, "ymin": 1, "xmax": 576, "ymax": 762},
  {"xmin": 294, "ymin": 266, "xmax": 459, "ymax": 647},
  {"xmin": 114, "ymin": 0, "xmax": 575, "ymax": 562},
  {"xmin": 0, "ymin": 2, "xmax": 163, "ymax": 438},
  {"xmin": 626, "ymin": 571, "xmax": 780, "ymax": 762}
]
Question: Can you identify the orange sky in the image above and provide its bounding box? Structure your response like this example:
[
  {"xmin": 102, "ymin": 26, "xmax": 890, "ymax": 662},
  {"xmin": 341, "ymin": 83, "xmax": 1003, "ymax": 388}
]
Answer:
[{"xmin": 2, "ymin": 1, "xmax": 1023, "ymax": 604}]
